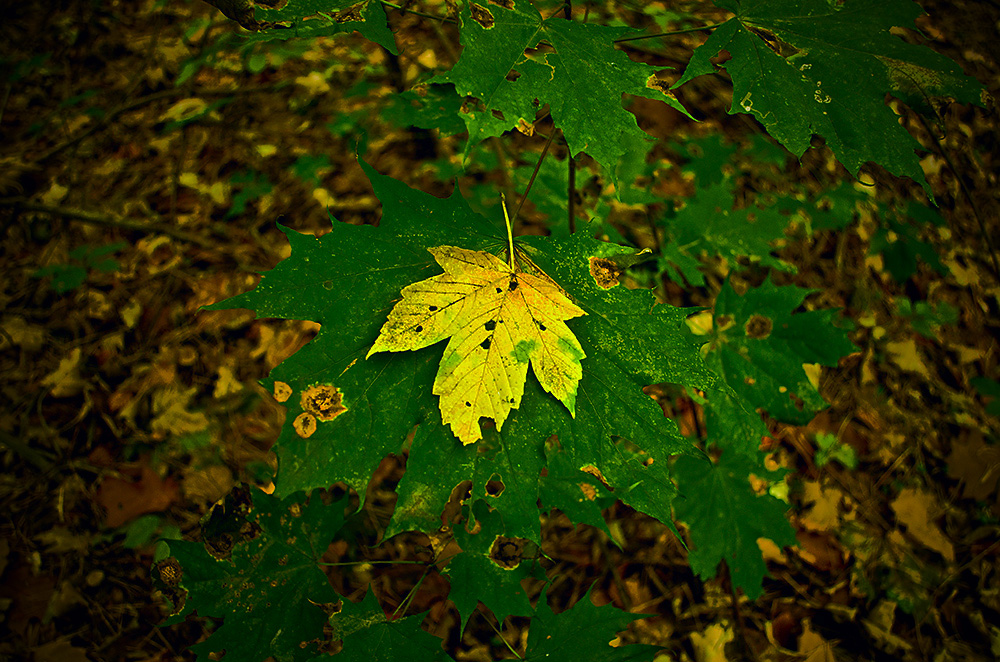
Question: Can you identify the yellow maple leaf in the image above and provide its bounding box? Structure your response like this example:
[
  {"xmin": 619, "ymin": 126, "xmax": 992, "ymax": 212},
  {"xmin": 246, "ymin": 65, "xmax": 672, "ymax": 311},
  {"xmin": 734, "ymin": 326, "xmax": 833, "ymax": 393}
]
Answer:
[{"xmin": 367, "ymin": 245, "xmax": 586, "ymax": 444}]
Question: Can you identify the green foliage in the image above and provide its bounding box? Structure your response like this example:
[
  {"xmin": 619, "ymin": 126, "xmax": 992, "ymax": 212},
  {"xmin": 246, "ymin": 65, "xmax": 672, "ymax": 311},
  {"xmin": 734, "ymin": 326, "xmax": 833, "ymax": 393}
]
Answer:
[
  {"xmin": 33, "ymin": 241, "xmax": 125, "ymax": 293},
  {"xmin": 330, "ymin": 589, "xmax": 451, "ymax": 661},
  {"xmin": 673, "ymin": 450, "xmax": 797, "ymax": 599},
  {"xmin": 814, "ymin": 431, "xmax": 859, "ymax": 470},
  {"xmin": 159, "ymin": 0, "xmax": 985, "ymax": 657},
  {"xmin": 673, "ymin": 0, "xmax": 984, "ymax": 196},
  {"xmin": 210, "ymin": 160, "xmax": 714, "ymax": 544},
  {"xmin": 704, "ymin": 277, "xmax": 856, "ymax": 425},
  {"xmin": 228, "ymin": 169, "xmax": 274, "ymax": 218},
  {"xmin": 894, "ymin": 298, "xmax": 957, "ymax": 339},
  {"xmin": 162, "ymin": 490, "xmax": 348, "ymax": 662},
  {"xmin": 870, "ymin": 202, "xmax": 948, "ymax": 282},
  {"xmin": 253, "ymin": 0, "xmax": 398, "ymax": 53},
  {"xmin": 435, "ymin": 1, "xmax": 690, "ymax": 190},
  {"xmin": 658, "ymin": 181, "xmax": 798, "ymax": 286}
]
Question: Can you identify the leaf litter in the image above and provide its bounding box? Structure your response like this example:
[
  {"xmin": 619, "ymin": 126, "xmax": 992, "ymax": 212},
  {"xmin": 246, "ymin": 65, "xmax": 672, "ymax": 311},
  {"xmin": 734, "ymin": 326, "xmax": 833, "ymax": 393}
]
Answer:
[{"xmin": 0, "ymin": 0, "xmax": 997, "ymax": 660}]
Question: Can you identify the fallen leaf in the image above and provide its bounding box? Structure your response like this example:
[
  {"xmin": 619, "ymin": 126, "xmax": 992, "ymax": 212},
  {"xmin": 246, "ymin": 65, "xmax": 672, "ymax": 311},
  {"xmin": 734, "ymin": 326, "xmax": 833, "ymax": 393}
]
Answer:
[
  {"xmin": 947, "ymin": 431, "xmax": 1000, "ymax": 501},
  {"xmin": 150, "ymin": 385, "xmax": 210, "ymax": 439},
  {"xmin": 367, "ymin": 245, "xmax": 586, "ymax": 444},
  {"xmin": 32, "ymin": 637, "xmax": 91, "ymax": 662},
  {"xmin": 884, "ymin": 339, "xmax": 931, "ymax": 379},
  {"xmin": 41, "ymin": 348, "xmax": 86, "ymax": 397},
  {"xmin": 690, "ymin": 621, "xmax": 733, "ymax": 662},
  {"xmin": 96, "ymin": 461, "xmax": 178, "ymax": 528},
  {"xmin": 891, "ymin": 487, "xmax": 955, "ymax": 561},
  {"xmin": 801, "ymin": 480, "xmax": 842, "ymax": 531},
  {"xmin": 799, "ymin": 620, "xmax": 838, "ymax": 662}
]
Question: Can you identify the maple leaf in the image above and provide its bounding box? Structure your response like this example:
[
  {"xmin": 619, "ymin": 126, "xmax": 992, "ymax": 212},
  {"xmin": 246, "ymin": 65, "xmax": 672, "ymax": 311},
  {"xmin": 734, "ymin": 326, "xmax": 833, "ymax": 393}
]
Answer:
[
  {"xmin": 435, "ymin": 0, "xmax": 690, "ymax": 192},
  {"xmin": 367, "ymin": 244, "xmax": 586, "ymax": 445},
  {"xmin": 673, "ymin": 0, "xmax": 984, "ymax": 196}
]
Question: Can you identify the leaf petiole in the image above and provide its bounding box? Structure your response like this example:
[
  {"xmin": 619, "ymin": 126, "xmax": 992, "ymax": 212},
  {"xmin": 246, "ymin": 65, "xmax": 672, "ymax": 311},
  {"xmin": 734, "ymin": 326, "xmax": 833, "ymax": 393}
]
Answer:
[{"xmin": 501, "ymin": 193, "xmax": 515, "ymax": 270}]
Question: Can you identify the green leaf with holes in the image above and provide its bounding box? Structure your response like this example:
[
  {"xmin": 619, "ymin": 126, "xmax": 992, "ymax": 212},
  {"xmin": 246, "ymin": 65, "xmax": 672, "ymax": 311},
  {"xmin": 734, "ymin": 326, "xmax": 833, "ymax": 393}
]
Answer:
[
  {"xmin": 252, "ymin": 0, "xmax": 397, "ymax": 54},
  {"xmin": 162, "ymin": 490, "xmax": 348, "ymax": 662},
  {"xmin": 209, "ymin": 159, "xmax": 714, "ymax": 548},
  {"xmin": 674, "ymin": 0, "xmax": 984, "ymax": 196},
  {"xmin": 328, "ymin": 588, "xmax": 450, "ymax": 661},
  {"xmin": 704, "ymin": 277, "xmax": 856, "ymax": 425},
  {"xmin": 444, "ymin": 500, "xmax": 544, "ymax": 630},
  {"xmin": 434, "ymin": 0, "xmax": 691, "ymax": 193}
]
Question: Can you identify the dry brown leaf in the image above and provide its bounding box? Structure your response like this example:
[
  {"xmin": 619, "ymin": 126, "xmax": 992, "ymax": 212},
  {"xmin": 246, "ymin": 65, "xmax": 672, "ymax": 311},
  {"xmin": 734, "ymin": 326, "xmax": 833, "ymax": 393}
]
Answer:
[
  {"xmin": 891, "ymin": 487, "xmax": 955, "ymax": 561},
  {"xmin": 799, "ymin": 621, "xmax": 839, "ymax": 662},
  {"xmin": 41, "ymin": 348, "xmax": 87, "ymax": 397},
  {"xmin": 947, "ymin": 432, "xmax": 1000, "ymax": 501},
  {"xmin": 32, "ymin": 637, "xmax": 91, "ymax": 662},
  {"xmin": 96, "ymin": 462, "xmax": 178, "ymax": 528}
]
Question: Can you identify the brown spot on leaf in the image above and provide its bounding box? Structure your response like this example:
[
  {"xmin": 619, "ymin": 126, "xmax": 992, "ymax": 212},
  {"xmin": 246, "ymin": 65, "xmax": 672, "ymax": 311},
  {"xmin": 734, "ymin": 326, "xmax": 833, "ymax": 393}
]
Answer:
[
  {"xmin": 516, "ymin": 117, "xmax": 534, "ymax": 136},
  {"xmin": 273, "ymin": 381, "xmax": 292, "ymax": 403},
  {"xmin": 745, "ymin": 314, "xmax": 773, "ymax": 339},
  {"xmin": 293, "ymin": 412, "xmax": 317, "ymax": 438},
  {"xmin": 156, "ymin": 559, "xmax": 182, "ymax": 586},
  {"xmin": 491, "ymin": 109, "xmax": 506, "ymax": 121},
  {"xmin": 580, "ymin": 464, "xmax": 610, "ymax": 488},
  {"xmin": 645, "ymin": 74, "xmax": 670, "ymax": 94},
  {"xmin": 301, "ymin": 384, "xmax": 347, "ymax": 421},
  {"xmin": 490, "ymin": 535, "xmax": 526, "ymax": 569},
  {"xmin": 489, "ymin": 0, "xmax": 514, "ymax": 8},
  {"xmin": 579, "ymin": 482, "xmax": 598, "ymax": 501},
  {"xmin": 505, "ymin": 70, "xmax": 521, "ymax": 82},
  {"xmin": 332, "ymin": 2, "xmax": 364, "ymax": 22},
  {"xmin": 589, "ymin": 256, "xmax": 624, "ymax": 289},
  {"xmin": 470, "ymin": 3, "xmax": 495, "ymax": 28}
]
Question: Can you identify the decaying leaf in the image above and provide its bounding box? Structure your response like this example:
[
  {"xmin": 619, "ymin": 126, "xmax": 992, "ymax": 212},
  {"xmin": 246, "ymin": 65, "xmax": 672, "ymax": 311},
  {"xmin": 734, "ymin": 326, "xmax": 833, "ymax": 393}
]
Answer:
[{"xmin": 367, "ymin": 245, "xmax": 585, "ymax": 444}]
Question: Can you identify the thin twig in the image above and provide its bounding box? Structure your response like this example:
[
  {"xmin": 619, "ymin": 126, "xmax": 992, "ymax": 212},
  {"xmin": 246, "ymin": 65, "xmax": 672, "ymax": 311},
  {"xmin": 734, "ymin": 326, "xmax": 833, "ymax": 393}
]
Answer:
[
  {"xmin": 35, "ymin": 84, "xmax": 286, "ymax": 164},
  {"xmin": 0, "ymin": 198, "xmax": 215, "ymax": 247},
  {"xmin": 614, "ymin": 22, "xmax": 726, "ymax": 43},
  {"xmin": 914, "ymin": 113, "xmax": 1000, "ymax": 281},
  {"xmin": 567, "ymin": 156, "xmax": 576, "ymax": 234},
  {"xmin": 380, "ymin": 0, "xmax": 456, "ymax": 24},
  {"xmin": 512, "ymin": 126, "xmax": 560, "ymax": 224}
]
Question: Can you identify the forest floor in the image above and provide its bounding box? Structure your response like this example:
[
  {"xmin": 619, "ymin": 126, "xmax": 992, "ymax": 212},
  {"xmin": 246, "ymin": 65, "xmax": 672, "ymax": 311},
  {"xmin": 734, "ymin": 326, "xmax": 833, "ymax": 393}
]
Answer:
[{"xmin": 1, "ymin": 0, "xmax": 999, "ymax": 661}]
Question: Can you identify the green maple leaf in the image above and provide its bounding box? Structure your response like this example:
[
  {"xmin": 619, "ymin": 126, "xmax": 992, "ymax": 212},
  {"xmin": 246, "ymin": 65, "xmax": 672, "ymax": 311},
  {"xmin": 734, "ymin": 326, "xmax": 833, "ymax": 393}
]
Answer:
[
  {"xmin": 210, "ymin": 159, "xmax": 713, "ymax": 546},
  {"xmin": 659, "ymin": 181, "xmax": 798, "ymax": 286},
  {"xmin": 326, "ymin": 588, "xmax": 450, "ymax": 661},
  {"xmin": 435, "ymin": 1, "xmax": 691, "ymax": 192},
  {"xmin": 162, "ymin": 490, "xmax": 347, "ymax": 662},
  {"xmin": 706, "ymin": 277, "xmax": 856, "ymax": 425},
  {"xmin": 252, "ymin": 0, "xmax": 397, "ymax": 54},
  {"xmin": 522, "ymin": 587, "xmax": 660, "ymax": 661},
  {"xmin": 672, "ymin": 450, "xmax": 797, "ymax": 599},
  {"xmin": 444, "ymin": 500, "xmax": 544, "ymax": 629},
  {"xmin": 673, "ymin": 0, "xmax": 984, "ymax": 196},
  {"xmin": 539, "ymin": 440, "xmax": 619, "ymax": 544}
]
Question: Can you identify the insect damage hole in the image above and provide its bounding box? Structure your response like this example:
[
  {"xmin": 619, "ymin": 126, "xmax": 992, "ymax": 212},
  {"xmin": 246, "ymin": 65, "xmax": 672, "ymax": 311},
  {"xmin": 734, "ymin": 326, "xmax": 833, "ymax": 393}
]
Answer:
[{"xmin": 470, "ymin": 3, "xmax": 495, "ymax": 28}]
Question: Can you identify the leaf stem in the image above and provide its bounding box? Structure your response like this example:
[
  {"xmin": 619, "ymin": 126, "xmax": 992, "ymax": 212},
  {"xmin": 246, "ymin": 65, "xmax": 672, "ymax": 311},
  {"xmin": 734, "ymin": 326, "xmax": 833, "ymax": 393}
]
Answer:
[
  {"xmin": 512, "ymin": 125, "xmax": 559, "ymax": 228},
  {"xmin": 501, "ymin": 193, "xmax": 516, "ymax": 270},
  {"xmin": 482, "ymin": 610, "xmax": 523, "ymax": 659},
  {"xmin": 316, "ymin": 559, "xmax": 426, "ymax": 566},
  {"xmin": 379, "ymin": 0, "xmax": 457, "ymax": 24},
  {"xmin": 614, "ymin": 22, "xmax": 726, "ymax": 43}
]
